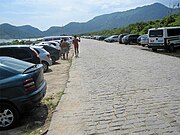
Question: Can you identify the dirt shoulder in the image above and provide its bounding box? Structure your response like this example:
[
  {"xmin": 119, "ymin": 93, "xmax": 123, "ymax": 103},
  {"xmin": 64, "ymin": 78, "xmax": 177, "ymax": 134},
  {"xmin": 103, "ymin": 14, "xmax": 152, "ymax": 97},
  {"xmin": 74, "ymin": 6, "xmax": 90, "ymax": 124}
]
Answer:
[{"xmin": 0, "ymin": 49, "xmax": 74, "ymax": 135}]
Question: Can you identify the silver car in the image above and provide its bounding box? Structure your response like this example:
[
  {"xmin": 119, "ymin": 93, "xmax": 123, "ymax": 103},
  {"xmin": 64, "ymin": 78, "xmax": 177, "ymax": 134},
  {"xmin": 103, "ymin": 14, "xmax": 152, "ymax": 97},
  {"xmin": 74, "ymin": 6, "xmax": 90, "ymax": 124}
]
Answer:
[
  {"xmin": 104, "ymin": 35, "xmax": 118, "ymax": 42},
  {"xmin": 140, "ymin": 34, "xmax": 149, "ymax": 47},
  {"xmin": 36, "ymin": 41, "xmax": 61, "ymax": 51},
  {"xmin": 31, "ymin": 46, "xmax": 52, "ymax": 72}
]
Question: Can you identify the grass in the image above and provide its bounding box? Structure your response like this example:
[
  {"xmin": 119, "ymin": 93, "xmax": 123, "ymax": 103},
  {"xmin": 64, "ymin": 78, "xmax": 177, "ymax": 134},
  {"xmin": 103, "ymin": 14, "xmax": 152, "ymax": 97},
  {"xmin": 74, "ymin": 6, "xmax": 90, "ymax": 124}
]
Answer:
[{"xmin": 42, "ymin": 91, "xmax": 64, "ymax": 110}]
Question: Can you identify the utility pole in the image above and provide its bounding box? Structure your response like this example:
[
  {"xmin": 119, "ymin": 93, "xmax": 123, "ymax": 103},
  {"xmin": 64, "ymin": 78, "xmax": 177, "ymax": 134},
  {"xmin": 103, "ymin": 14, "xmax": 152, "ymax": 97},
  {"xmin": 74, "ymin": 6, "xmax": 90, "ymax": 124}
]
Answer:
[{"xmin": 61, "ymin": 25, "xmax": 64, "ymax": 36}]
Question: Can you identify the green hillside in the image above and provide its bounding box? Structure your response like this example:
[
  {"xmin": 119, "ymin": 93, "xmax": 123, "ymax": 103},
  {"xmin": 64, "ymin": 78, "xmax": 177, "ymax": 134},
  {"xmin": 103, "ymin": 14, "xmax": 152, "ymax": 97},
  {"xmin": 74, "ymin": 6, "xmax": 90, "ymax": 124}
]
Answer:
[{"xmin": 82, "ymin": 13, "xmax": 180, "ymax": 37}]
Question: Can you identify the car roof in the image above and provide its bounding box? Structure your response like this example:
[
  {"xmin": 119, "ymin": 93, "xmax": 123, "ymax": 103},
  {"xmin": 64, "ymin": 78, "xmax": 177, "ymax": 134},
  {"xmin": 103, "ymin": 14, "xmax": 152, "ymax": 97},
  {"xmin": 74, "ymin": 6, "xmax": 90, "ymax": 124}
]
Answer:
[
  {"xmin": 0, "ymin": 45, "xmax": 31, "ymax": 48},
  {"xmin": 31, "ymin": 46, "xmax": 49, "ymax": 53}
]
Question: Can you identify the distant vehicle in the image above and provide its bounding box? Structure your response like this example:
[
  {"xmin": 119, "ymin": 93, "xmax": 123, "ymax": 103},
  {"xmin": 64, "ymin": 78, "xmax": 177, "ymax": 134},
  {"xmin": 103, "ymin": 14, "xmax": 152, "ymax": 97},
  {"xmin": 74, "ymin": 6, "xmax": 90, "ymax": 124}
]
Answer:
[
  {"xmin": 148, "ymin": 27, "xmax": 180, "ymax": 52},
  {"xmin": 0, "ymin": 45, "xmax": 40, "ymax": 64},
  {"xmin": 36, "ymin": 41, "xmax": 61, "ymax": 51},
  {"xmin": 31, "ymin": 46, "xmax": 52, "ymax": 72},
  {"xmin": 123, "ymin": 34, "xmax": 140, "ymax": 45},
  {"xmin": 0, "ymin": 56, "xmax": 46, "ymax": 130},
  {"xmin": 118, "ymin": 34, "xmax": 128, "ymax": 44},
  {"xmin": 104, "ymin": 35, "xmax": 118, "ymax": 42},
  {"xmin": 81, "ymin": 36, "xmax": 92, "ymax": 39},
  {"xmin": 121, "ymin": 35, "xmax": 127, "ymax": 44},
  {"xmin": 43, "ymin": 36, "xmax": 72, "ymax": 45},
  {"xmin": 91, "ymin": 35, "xmax": 99, "ymax": 40},
  {"xmin": 68, "ymin": 36, "xmax": 73, "ymax": 44},
  {"xmin": 137, "ymin": 34, "xmax": 149, "ymax": 47},
  {"xmin": 37, "ymin": 45, "xmax": 60, "ymax": 64},
  {"xmin": 97, "ymin": 36, "xmax": 107, "ymax": 41},
  {"xmin": 43, "ymin": 36, "xmax": 61, "ymax": 41}
]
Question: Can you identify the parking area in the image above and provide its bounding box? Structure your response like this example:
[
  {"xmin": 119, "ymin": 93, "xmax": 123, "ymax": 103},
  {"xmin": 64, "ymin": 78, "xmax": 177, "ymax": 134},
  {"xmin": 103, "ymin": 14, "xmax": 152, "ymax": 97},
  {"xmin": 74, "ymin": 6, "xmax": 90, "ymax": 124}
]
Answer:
[
  {"xmin": 1, "ymin": 39, "xmax": 180, "ymax": 135},
  {"xmin": 48, "ymin": 39, "xmax": 180, "ymax": 135},
  {"xmin": 0, "ymin": 49, "xmax": 73, "ymax": 135}
]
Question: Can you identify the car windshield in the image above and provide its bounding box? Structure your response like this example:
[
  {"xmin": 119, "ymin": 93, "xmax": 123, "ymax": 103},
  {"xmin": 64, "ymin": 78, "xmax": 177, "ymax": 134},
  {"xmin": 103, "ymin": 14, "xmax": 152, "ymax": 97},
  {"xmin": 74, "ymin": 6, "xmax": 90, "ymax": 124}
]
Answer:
[{"xmin": 0, "ymin": 57, "xmax": 35, "ymax": 73}]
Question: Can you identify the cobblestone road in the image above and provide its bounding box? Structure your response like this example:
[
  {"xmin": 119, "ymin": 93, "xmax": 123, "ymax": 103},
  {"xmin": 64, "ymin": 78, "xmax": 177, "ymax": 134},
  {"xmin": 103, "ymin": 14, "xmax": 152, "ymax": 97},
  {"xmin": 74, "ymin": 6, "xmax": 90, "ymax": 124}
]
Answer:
[{"xmin": 48, "ymin": 39, "xmax": 180, "ymax": 135}]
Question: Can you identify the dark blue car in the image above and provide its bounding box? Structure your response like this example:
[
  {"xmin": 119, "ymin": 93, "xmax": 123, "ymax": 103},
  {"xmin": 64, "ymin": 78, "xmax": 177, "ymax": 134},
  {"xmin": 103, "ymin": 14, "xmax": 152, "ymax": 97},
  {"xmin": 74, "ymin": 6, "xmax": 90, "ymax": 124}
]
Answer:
[{"xmin": 0, "ymin": 57, "xmax": 47, "ymax": 130}]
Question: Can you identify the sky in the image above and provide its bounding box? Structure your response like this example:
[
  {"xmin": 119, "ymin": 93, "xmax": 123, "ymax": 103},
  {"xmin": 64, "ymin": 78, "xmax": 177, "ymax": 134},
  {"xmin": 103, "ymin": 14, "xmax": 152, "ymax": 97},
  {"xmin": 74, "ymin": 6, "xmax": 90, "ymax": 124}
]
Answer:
[{"xmin": 0, "ymin": 0, "xmax": 179, "ymax": 31}]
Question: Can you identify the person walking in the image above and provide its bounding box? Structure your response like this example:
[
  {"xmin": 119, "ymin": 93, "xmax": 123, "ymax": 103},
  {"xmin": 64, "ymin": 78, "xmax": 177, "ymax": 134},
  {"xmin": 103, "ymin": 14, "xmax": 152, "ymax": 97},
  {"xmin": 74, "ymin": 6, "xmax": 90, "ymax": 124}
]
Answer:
[
  {"xmin": 73, "ymin": 35, "xmax": 80, "ymax": 57},
  {"xmin": 60, "ymin": 38, "xmax": 69, "ymax": 60}
]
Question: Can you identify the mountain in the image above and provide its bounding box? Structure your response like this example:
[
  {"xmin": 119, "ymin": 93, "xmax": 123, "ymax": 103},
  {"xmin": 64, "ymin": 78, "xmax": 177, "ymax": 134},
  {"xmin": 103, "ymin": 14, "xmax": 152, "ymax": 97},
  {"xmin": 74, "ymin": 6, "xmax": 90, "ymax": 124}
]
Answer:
[
  {"xmin": 0, "ymin": 23, "xmax": 30, "ymax": 39},
  {"xmin": 18, "ymin": 25, "xmax": 42, "ymax": 37},
  {"xmin": 0, "ymin": 3, "xmax": 179, "ymax": 39},
  {"xmin": 0, "ymin": 23, "xmax": 42, "ymax": 39},
  {"xmin": 57, "ymin": 3, "xmax": 178, "ymax": 35}
]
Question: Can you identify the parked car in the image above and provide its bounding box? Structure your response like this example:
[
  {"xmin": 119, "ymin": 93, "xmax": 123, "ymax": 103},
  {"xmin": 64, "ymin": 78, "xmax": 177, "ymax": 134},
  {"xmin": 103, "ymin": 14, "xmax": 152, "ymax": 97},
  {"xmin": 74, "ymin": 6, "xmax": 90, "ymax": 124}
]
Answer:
[
  {"xmin": 122, "ymin": 35, "xmax": 127, "ymax": 44},
  {"xmin": 97, "ymin": 36, "xmax": 108, "ymax": 41},
  {"xmin": 0, "ymin": 45, "xmax": 40, "ymax": 64},
  {"xmin": 36, "ymin": 45, "xmax": 60, "ymax": 64},
  {"xmin": 31, "ymin": 46, "xmax": 52, "ymax": 72},
  {"xmin": 36, "ymin": 41, "xmax": 61, "ymax": 51},
  {"xmin": 118, "ymin": 34, "xmax": 128, "ymax": 44},
  {"xmin": 104, "ymin": 35, "xmax": 118, "ymax": 42},
  {"xmin": 137, "ymin": 35, "xmax": 142, "ymax": 45},
  {"xmin": 148, "ymin": 27, "xmax": 180, "ymax": 52},
  {"xmin": 43, "ymin": 36, "xmax": 72, "ymax": 45},
  {"xmin": 0, "ymin": 56, "xmax": 46, "ymax": 130},
  {"xmin": 137, "ymin": 34, "xmax": 149, "ymax": 47},
  {"xmin": 123, "ymin": 34, "xmax": 140, "ymax": 45}
]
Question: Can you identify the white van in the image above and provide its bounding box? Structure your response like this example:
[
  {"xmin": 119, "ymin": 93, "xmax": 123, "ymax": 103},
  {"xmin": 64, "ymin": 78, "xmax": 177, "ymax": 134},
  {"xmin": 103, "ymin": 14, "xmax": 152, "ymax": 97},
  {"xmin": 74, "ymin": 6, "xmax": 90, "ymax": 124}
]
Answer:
[
  {"xmin": 148, "ymin": 27, "xmax": 180, "ymax": 52},
  {"xmin": 43, "ymin": 36, "xmax": 72, "ymax": 44},
  {"xmin": 43, "ymin": 36, "xmax": 61, "ymax": 41}
]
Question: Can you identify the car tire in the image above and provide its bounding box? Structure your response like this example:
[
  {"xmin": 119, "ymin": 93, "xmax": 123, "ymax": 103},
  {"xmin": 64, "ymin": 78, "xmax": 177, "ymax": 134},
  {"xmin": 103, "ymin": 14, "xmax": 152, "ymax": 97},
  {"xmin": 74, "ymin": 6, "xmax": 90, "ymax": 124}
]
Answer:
[
  {"xmin": 169, "ymin": 44, "xmax": 175, "ymax": 53},
  {"xmin": 0, "ymin": 102, "xmax": 19, "ymax": 130},
  {"xmin": 152, "ymin": 49, "xmax": 157, "ymax": 52},
  {"xmin": 42, "ymin": 61, "xmax": 49, "ymax": 72}
]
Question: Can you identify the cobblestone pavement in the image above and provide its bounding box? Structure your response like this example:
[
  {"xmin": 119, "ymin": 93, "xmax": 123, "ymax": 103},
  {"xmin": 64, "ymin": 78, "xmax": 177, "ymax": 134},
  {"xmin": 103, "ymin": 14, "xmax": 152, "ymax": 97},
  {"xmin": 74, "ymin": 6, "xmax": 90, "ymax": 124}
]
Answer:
[{"xmin": 48, "ymin": 39, "xmax": 180, "ymax": 135}]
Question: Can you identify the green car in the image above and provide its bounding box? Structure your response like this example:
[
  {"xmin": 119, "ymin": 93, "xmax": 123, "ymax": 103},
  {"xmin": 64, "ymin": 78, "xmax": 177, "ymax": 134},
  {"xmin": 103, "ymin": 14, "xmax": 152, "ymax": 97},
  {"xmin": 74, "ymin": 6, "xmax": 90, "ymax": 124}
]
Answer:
[{"xmin": 0, "ymin": 57, "xmax": 47, "ymax": 130}]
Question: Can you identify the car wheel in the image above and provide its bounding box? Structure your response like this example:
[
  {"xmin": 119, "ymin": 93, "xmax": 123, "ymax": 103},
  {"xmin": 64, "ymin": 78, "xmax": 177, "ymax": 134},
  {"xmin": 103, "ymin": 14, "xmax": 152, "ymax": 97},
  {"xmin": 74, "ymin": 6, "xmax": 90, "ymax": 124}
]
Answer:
[
  {"xmin": 152, "ymin": 49, "xmax": 157, "ymax": 52},
  {"xmin": 169, "ymin": 44, "xmax": 175, "ymax": 53},
  {"xmin": 42, "ymin": 61, "xmax": 49, "ymax": 72},
  {"xmin": 51, "ymin": 56, "xmax": 56, "ymax": 64},
  {"xmin": 0, "ymin": 102, "xmax": 19, "ymax": 130}
]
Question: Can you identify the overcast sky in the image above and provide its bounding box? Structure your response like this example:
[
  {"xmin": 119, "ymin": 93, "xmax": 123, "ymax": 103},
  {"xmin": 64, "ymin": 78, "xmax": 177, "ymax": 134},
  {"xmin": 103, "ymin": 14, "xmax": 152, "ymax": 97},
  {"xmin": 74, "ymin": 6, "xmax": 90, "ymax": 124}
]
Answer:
[{"xmin": 0, "ymin": 0, "xmax": 179, "ymax": 31}]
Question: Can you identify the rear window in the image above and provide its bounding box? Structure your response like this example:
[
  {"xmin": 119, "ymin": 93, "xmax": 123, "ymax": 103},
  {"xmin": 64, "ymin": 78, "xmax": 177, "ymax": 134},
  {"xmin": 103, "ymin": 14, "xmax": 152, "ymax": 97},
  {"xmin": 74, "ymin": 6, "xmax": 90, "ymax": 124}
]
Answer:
[
  {"xmin": 0, "ymin": 57, "xmax": 35, "ymax": 73},
  {"xmin": 0, "ymin": 48, "xmax": 14, "ymax": 57},
  {"xmin": 50, "ymin": 43, "xmax": 56, "ymax": 46},
  {"xmin": 149, "ymin": 30, "xmax": 163, "ymax": 37},
  {"xmin": 44, "ymin": 46, "xmax": 54, "ymax": 51},
  {"xmin": 53, "ymin": 38, "xmax": 61, "ymax": 40},
  {"xmin": 44, "ymin": 38, "xmax": 52, "ymax": 41},
  {"xmin": 13, "ymin": 48, "xmax": 31, "ymax": 59},
  {"xmin": 33, "ymin": 48, "xmax": 40, "ymax": 54}
]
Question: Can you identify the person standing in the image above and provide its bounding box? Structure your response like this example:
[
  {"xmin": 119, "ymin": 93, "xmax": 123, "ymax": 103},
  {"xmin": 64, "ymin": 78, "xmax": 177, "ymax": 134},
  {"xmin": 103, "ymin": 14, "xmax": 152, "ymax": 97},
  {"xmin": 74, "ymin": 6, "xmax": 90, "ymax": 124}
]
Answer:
[
  {"xmin": 60, "ymin": 38, "xmax": 69, "ymax": 60},
  {"xmin": 73, "ymin": 35, "xmax": 80, "ymax": 57}
]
